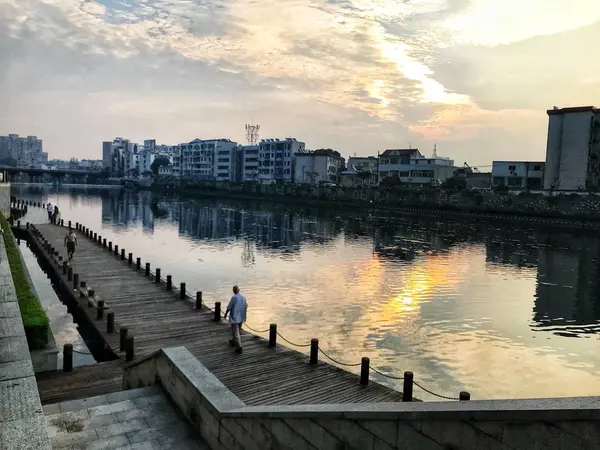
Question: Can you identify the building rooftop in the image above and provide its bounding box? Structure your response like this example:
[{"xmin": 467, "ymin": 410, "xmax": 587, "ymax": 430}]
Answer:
[
  {"xmin": 380, "ymin": 149, "xmax": 421, "ymax": 157},
  {"xmin": 547, "ymin": 106, "xmax": 598, "ymax": 115}
]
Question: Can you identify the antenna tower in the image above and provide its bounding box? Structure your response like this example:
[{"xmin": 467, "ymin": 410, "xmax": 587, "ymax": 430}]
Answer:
[
  {"xmin": 433, "ymin": 143, "xmax": 438, "ymax": 158},
  {"xmin": 245, "ymin": 123, "xmax": 260, "ymax": 146}
]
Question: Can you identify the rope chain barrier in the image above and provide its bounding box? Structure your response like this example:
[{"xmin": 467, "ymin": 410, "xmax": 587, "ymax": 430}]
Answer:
[{"xmin": 31, "ymin": 212, "xmax": 464, "ymax": 402}]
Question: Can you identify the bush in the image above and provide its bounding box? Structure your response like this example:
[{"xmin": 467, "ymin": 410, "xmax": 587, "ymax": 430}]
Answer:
[{"xmin": 0, "ymin": 214, "xmax": 49, "ymax": 349}]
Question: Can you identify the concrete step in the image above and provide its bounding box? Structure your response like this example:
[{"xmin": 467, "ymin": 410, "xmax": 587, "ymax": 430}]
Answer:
[{"xmin": 43, "ymin": 386, "xmax": 209, "ymax": 449}]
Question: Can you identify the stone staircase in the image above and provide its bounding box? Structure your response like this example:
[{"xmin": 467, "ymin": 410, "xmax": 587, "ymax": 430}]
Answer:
[{"xmin": 43, "ymin": 385, "xmax": 209, "ymax": 450}]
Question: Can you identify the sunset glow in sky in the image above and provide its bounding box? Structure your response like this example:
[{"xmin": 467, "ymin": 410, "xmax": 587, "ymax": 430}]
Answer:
[{"xmin": 1, "ymin": 0, "xmax": 599, "ymax": 163}]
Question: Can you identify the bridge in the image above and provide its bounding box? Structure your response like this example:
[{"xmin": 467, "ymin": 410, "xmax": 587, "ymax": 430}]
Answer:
[{"xmin": 0, "ymin": 165, "xmax": 109, "ymax": 184}]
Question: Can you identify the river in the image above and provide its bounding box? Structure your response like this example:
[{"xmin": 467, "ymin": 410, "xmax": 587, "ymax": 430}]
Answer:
[{"xmin": 13, "ymin": 186, "xmax": 600, "ymax": 401}]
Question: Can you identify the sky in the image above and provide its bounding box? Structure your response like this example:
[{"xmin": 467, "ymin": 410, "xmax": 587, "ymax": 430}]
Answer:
[{"xmin": 1, "ymin": 0, "xmax": 599, "ymax": 166}]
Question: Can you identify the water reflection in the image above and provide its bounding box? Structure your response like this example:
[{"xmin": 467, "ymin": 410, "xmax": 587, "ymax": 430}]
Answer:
[{"xmin": 12, "ymin": 185, "xmax": 600, "ymax": 400}]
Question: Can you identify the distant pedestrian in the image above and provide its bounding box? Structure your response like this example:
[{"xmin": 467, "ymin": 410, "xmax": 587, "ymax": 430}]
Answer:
[
  {"xmin": 64, "ymin": 227, "xmax": 77, "ymax": 260},
  {"xmin": 224, "ymin": 285, "xmax": 247, "ymax": 354},
  {"xmin": 51, "ymin": 206, "xmax": 60, "ymax": 225},
  {"xmin": 46, "ymin": 202, "xmax": 53, "ymax": 221}
]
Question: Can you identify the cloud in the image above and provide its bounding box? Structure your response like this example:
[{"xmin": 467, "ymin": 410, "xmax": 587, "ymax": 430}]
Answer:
[{"xmin": 1, "ymin": 0, "xmax": 598, "ymax": 160}]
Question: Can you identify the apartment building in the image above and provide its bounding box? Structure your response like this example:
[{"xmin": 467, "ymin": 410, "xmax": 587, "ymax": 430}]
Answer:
[
  {"xmin": 378, "ymin": 148, "xmax": 455, "ymax": 185},
  {"xmin": 258, "ymin": 138, "xmax": 306, "ymax": 183},
  {"xmin": 491, "ymin": 161, "xmax": 545, "ymax": 189},
  {"xmin": 294, "ymin": 149, "xmax": 345, "ymax": 184},
  {"xmin": 347, "ymin": 156, "xmax": 378, "ymax": 172},
  {"xmin": 102, "ymin": 137, "xmax": 132, "ymax": 176},
  {"xmin": 0, "ymin": 134, "xmax": 47, "ymax": 167},
  {"xmin": 544, "ymin": 106, "xmax": 600, "ymax": 190},
  {"xmin": 241, "ymin": 145, "xmax": 259, "ymax": 182},
  {"xmin": 173, "ymin": 138, "xmax": 238, "ymax": 180}
]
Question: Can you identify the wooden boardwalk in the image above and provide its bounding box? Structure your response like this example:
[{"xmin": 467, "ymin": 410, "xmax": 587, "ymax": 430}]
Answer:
[
  {"xmin": 31, "ymin": 222, "xmax": 404, "ymax": 406},
  {"xmin": 36, "ymin": 360, "xmax": 124, "ymax": 405}
]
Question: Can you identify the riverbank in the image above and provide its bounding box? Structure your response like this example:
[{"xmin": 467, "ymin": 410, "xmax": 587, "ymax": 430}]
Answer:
[{"xmin": 154, "ymin": 180, "xmax": 600, "ymax": 228}]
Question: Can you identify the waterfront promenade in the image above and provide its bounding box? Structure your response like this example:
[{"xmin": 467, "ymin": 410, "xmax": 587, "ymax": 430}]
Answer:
[{"xmin": 29, "ymin": 220, "xmax": 406, "ymax": 406}]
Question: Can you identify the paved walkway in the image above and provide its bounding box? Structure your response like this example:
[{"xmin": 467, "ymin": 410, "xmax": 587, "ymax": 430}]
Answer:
[
  {"xmin": 0, "ymin": 229, "xmax": 52, "ymax": 449},
  {"xmin": 44, "ymin": 385, "xmax": 208, "ymax": 449}
]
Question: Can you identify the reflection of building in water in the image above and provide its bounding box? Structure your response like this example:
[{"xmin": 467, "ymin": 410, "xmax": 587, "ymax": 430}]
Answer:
[
  {"xmin": 534, "ymin": 240, "xmax": 600, "ymax": 327},
  {"xmin": 101, "ymin": 192, "xmax": 154, "ymax": 231},
  {"xmin": 372, "ymin": 225, "xmax": 449, "ymax": 261},
  {"xmin": 172, "ymin": 202, "xmax": 341, "ymax": 252}
]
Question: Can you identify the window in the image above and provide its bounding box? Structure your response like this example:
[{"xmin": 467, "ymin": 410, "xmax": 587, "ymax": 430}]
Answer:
[
  {"xmin": 508, "ymin": 165, "xmax": 516, "ymax": 171},
  {"xmin": 401, "ymin": 158, "xmax": 410, "ymax": 165},
  {"xmin": 493, "ymin": 177, "xmax": 505, "ymax": 186},
  {"xmin": 533, "ymin": 165, "xmax": 541, "ymax": 171},
  {"xmin": 507, "ymin": 177, "xmax": 522, "ymax": 187}
]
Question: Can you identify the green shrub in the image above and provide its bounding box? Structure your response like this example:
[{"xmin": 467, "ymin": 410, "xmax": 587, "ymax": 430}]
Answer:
[{"xmin": 0, "ymin": 214, "xmax": 49, "ymax": 349}]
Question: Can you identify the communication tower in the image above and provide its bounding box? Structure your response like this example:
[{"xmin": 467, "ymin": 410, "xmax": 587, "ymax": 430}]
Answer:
[{"xmin": 245, "ymin": 123, "xmax": 260, "ymax": 146}]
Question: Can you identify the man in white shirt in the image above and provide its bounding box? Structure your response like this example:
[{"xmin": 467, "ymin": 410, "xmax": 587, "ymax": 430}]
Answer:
[
  {"xmin": 224, "ymin": 285, "xmax": 247, "ymax": 354},
  {"xmin": 46, "ymin": 203, "xmax": 53, "ymax": 221}
]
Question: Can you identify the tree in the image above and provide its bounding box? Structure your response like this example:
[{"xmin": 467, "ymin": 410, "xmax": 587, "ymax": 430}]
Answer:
[
  {"xmin": 441, "ymin": 175, "xmax": 468, "ymax": 192},
  {"xmin": 151, "ymin": 157, "xmax": 171, "ymax": 176},
  {"xmin": 304, "ymin": 170, "xmax": 319, "ymax": 183}
]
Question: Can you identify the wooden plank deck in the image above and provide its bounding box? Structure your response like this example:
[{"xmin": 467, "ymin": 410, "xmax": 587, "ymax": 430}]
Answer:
[
  {"xmin": 33, "ymin": 223, "xmax": 404, "ymax": 406},
  {"xmin": 36, "ymin": 360, "xmax": 124, "ymax": 405}
]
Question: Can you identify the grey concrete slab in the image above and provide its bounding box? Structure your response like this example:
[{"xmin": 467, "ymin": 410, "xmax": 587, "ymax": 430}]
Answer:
[
  {"xmin": 59, "ymin": 395, "xmax": 109, "ymax": 413},
  {"xmin": 114, "ymin": 439, "xmax": 164, "ymax": 450},
  {"xmin": 132, "ymin": 395, "xmax": 168, "ymax": 408},
  {"xmin": 42, "ymin": 403, "xmax": 61, "ymax": 416},
  {"xmin": 0, "ymin": 358, "xmax": 34, "ymax": 382},
  {"xmin": 126, "ymin": 422, "xmax": 193, "ymax": 444},
  {"xmin": 0, "ymin": 416, "xmax": 52, "ymax": 450},
  {"xmin": 0, "ymin": 316, "xmax": 23, "ymax": 338},
  {"xmin": 105, "ymin": 386, "xmax": 162, "ymax": 404},
  {"xmin": 74, "ymin": 434, "xmax": 129, "ymax": 450},
  {"xmin": 0, "ymin": 334, "xmax": 30, "ymax": 363},
  {"xmin": 143, "ymin": 411, "xmax": 179, "ymax": 428},
  {"xmin": 0, "ymin": 375, "xmax": 43, "ymax": 422},
  {"xmin": 51, "ymin": 428, "xmax": 99, "ymax": 449},
  {"xmin": 95, "ymin": 418, "xmax": 148, "ymax": 439},
  {"xmin": 0, "ymin": 301, "xmax": 20, "ymax": 318},
  {"xmin": 87, "ymin": 399, "xmax": 136, "ymax": 418}
]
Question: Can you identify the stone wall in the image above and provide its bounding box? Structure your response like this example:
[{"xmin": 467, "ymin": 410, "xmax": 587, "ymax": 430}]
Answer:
[
  {"xmin": 0, "ymin": 182, "xmax": 10, "ymax": 215},
  {"xmin": 124, "ymin": 346, "xmax": 600, "ymax": 450}
]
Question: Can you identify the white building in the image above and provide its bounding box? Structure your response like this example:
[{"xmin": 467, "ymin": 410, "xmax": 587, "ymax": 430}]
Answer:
[
  {"xmin": 173, "ymin": 138, "xmax": 237, "ymax": 180},
  {"xmin": 378, "ymin": 148, "xmax": 455, "ymax": 185},
  {"xmin": 102, "ymin": 137, "xmax": 133, "ymax": 176},
  {"xmin": 491, "ymin": 161, "xmax": 545, "ymax": 189},
  {"xmin": 544, "ymin": 106, "xmax": 600, "ymax": 190},
  {"xmin": 258, "ymin": 138, "xmax": 306, "ymax": 183},
  {"xmin": 241, "ymin": 145, "xmax": 259, "ymax": 182},
  {"xmin": 139, "ymin": 149, "xmax": 156, "ymax": 176},
  {"xmin": 294, "ymin": 150, "xmax": 345, "ymax": 184}
]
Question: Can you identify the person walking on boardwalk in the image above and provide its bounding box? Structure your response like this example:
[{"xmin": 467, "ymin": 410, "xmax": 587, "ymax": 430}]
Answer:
[
  {"xmin": 51, "ymin": 205, "xmax": 60, "ymax": 225},
  {"xmin": 224, "ymin": 285, "xmax": 247, "ymax": 354},
  {"xmin": 64, "ymin": 227, "xmax": 77, "ymax": 260},
  {"xmin": 46, "ymin": 202, "xmax": 53, "ymax": 221}
]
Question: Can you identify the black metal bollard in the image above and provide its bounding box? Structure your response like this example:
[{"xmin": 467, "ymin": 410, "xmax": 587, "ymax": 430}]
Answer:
[
  {"xmin": 166, "ymin": 275, "xmax": 172, "ymax": 290},
  {"xmin": 63, "ymin": 261, "xmax": 68, "ymax": 274},
  {"xmin": 17, "ymin": 220, "xmax": 20, "ymax": 228},
  {"xmin": 68, "ymin": 220, "xmax": 71, "ymax": 229},
  {"xmin": 80, "ymin": 281, "xmax": 86, "ymax": 288},
  {"xmin": 60, "ymin": 219, "xmax": 64, "ymax": 226},
  {"xmin": 88, "ymin": 289, "xmax": 95, "ymax": 298},
  {"xmin": 121, "ymin": 249, "xmax": 125, "ymax": 260},
  {"xmin": 459, "ymin": 391, "xmax": 471, "ymax": 401},
  {"xmin": 125, "ymin": 336, "xmax": 134, "ymax": 362},
  {"xmin": 196, "ymin": 292, "xmax": 202, "ymax": 309},
  {"xmin": 63, "ymin": 344, "xmax": 73, "ymax": 372},
  {"xmin": 402, "ymin": 371, "xmax": 414, "ymax": 402},
  {"xmin": 97, "ymin": 300, "xmax": 104, "ymax": 320},
  {"xmin": 128, "ymin": 253, "xmax": 132, "ymax": 265},
  {"xmin": 109, "ymin": 241, "xmax": 112, "ymax": 251},
  {"xmin": 360, "ymin": 357, "xmax": 370, "ymax": 385},
  {"xmin": 180, "ymin": 283, "xmax": 186, "ymax": 299},
  {"xmin": 120, "ymin": 327, "xmax": 128, "ymax": 351},
  {"xmin": 73, "ymin": 273, "xmax": 79, "ymax": 290},
  {"xmin": 136, "ymin": 257, "xmax": 141, "ymax": 270},
  {"xmin": 103, "ymin": 238, "xmax": 106, "ymax": 248},
  {"xmin": 107, "ymin": 312, "xmax": 115, "ymax": 333},
  {"xmin": 114, "ymin": 244, "xmax": 118, "ymax": 255},
  {"xmin": 310, "ymin": 339, "xmax": 319, "ymax": 364},
  {"xmin": 145, "ymin": 263, "xmax": 150, "ymax": 276},
  {"xmin": 93, "ymin": 232, "xmax": 97, "ymax": 241},
  {"xmin": 214, "ymin": 302, "xmax": 221, "ymax": 321},
  {"xmin": 67, "ymin": 267, "xmax": 73, "ymax": 281},
  {"xmin": 26, "ymin": 222, "xmax": 29, "ymax": 230},
  {"xmin": 155, "ymin": 268, "xmax": 161, "ymax": 283},
  {"xmin": 269, "ymin": 324, "xmax": 277, "ymax": 347}
]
